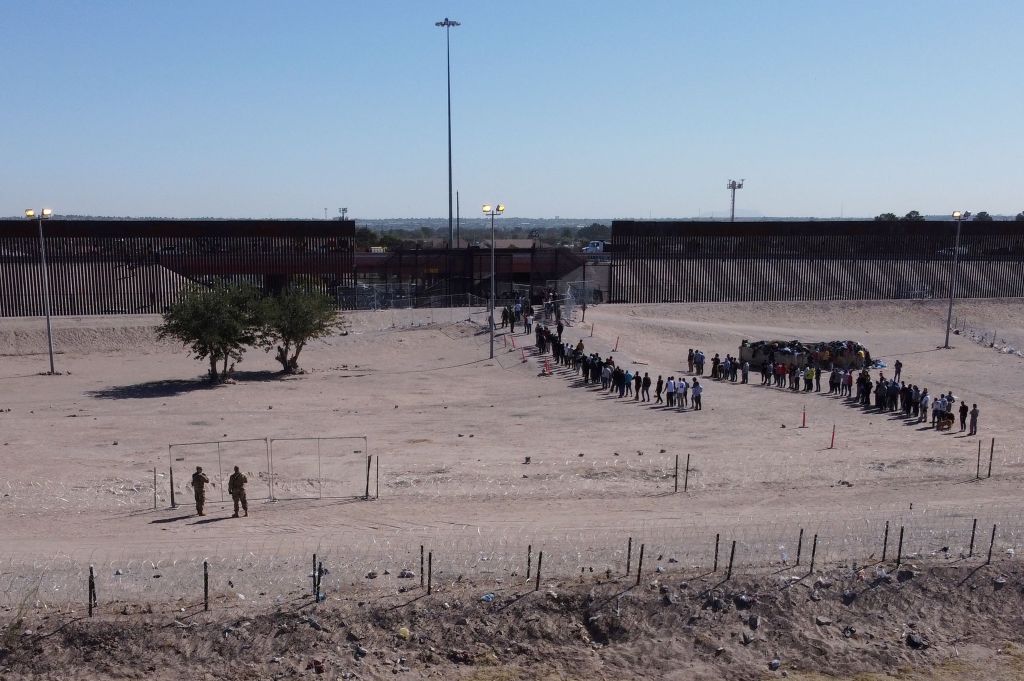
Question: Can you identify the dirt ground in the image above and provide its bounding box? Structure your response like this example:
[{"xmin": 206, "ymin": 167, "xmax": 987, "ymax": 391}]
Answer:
[{"xmin": 2, "ymin": 298, "xmax": 1023, "ymax": 679}]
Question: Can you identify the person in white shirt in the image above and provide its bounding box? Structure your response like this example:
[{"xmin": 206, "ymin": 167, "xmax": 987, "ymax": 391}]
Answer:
[{"xmin": 665, "ymin": 377, "xmax": 676, "ymax": 407}]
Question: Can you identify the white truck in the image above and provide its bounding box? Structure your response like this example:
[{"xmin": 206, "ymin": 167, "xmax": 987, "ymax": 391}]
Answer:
[{"xmin": 581, "ymin": 240, "xmax": 610, "ymax": 254}]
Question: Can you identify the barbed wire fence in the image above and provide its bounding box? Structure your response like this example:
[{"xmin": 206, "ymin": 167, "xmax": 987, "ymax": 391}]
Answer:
[
  {"xmin": 3, "ymin": 504, "xmax": 1021, "ymax": 613},
  {"xmin": 949, "ymin": 313, "xmax": 1024, "ymax": 359}
]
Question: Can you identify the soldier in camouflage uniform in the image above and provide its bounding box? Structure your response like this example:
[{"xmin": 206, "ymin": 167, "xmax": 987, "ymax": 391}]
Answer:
[
  {"xmin": 191, "ymin": 466, "xmax": 210, "ymax": 516},
  {"xmin": 228, "ymin": 466, "xmax": 248, "ymax": 518}
]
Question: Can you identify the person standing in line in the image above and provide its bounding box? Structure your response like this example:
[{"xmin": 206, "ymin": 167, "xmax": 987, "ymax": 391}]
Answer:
[
  {"xmin": 687, "ymin": 349, "xmax": 695, "ymax": 373},
  {"xmin": 677, "ymin": 375, "xmax": 689, "ymax": 409},
  {"xmin": 624, "ymin": 369, "xmax": 634, "ymax": 397},
  {"xmin": 741, "ymin": 360, "xmax": 750, "ymax": 384},
  {"xmin": 526, "ymin": 313, "xmax": 534, "ymax": 334},
  {"xmin": 641, "ymin": 372, "xmax": 651, "ymax": 402},
  {"xmin": 969, "ymin": 404, "xmax": 979, "ymax": 435},
  {"xmin": 191, "ymin": 466, "xmax": 210, "ymax": 517},
  {"xmin": 918, "ymin": 389, "xmax": 930, "ymax": 424},
  {"xmin": 691, "ymin": 378, "xmax": 703, "ymax": 410},
  {"xmin": 666, "ymin": 376, "xmax": 676, "ymax": 407},
  {"xmin": 893, "ymin": 359, "xmax": 903, "ymax": 382},
  {"xmin": 633, "ymin": 371, "xmax": 642, "ymax": 401},
  {"xmin": 556, "ymin": 319, "xmax": 564, "ymax": 343},
  {"xmin": 655, "ymin": 375, "xmax": 664, "ymax": 404},
  {"xmin": 814, "ymin": 365, "xmax": 821, "ymax": 392},
  {"xmin": 228, "ymin": 465, "xmax": 248, "ymax": 518},
  {"xmin": 932, "ymin": 395, "xmax": 946, "ymax": 427},
  {"xmin": 959, "ymin": 401, "xmax": 969, "ymax": 432}
]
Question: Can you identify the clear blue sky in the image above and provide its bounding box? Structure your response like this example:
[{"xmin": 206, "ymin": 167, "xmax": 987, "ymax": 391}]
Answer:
[{"xmin": 2, "ymin": 1, "xmax": 1022, "ymax": 220}]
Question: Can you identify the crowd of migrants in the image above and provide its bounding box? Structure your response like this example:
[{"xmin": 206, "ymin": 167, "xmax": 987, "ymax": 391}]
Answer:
[
  {"xmin": 750, "ymin": 341, "xmax": 980, "ymax": 435},
  {"xmin": 521, "ymin": 319, "xmax": 982, "ymax": 435},
  {"xmin": 534, "ymin": 324, "xmax": 707, "ymax": 411}
]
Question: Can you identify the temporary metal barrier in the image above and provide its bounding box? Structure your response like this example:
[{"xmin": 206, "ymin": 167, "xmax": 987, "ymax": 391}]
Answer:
[{"xmin": 269, "ymin": 436, "xmax": 374, "ymax": 501}]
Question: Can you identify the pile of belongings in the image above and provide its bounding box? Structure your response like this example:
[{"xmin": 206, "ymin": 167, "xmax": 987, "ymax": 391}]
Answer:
[{"xmin": 741, "ymin": 339, "xmax": 872, "ymax": 368}]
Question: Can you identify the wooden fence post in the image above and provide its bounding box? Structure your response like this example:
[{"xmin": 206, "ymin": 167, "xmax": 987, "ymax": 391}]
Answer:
[
  {"xmin": 535, "ymin": 552, "xmax": 543, "ymax": 592},
  {"xmin": 896, "ymin": 526, "xmax": 905, "ymax": 566},
  {"xmin": 204, "ymin": 560, "xmax": 209, "ymax": 611},
  {"xmin": 88, "ymin": 566, "xmax": 96, "ymax": 617},
  {"xmin": 635, "ymin": 544, "xmax": 645, "ymax": 587}
]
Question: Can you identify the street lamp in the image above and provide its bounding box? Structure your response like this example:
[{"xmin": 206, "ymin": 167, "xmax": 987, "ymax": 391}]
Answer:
[
  {"xmin": 944, "ymin": 210, "xmax": 970, "ymax": 349},
  {"xmin": 435, "ymin": 17, "xmax": 460, "ymax": 249},
  {"xmin": 482, "ymin": 203, "xmax": 505, "ymax": 359},
  {"xmin": 24, "ymin": 208, "xmax": 56, "ymax": 374}
]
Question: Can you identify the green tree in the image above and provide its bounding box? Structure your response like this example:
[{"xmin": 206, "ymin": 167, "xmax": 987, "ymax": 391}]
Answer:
[
  {"xmin": 974, "ymin": 211, "xmax": 993, "ymax": 222},
  {"xmin": 577, "ymin": 222, "xmax": 611, "ymax": 241},
  {"xmin": 259, "ymin": 286, "xmax": 345, "ymax": 374},
  {"xmin": 157, "ymin": 282, "xmax": 262, "ymax": 382},
  {"xmin": 874, "ymin": 213, "xmax": 899, "ymax": 221},
  {"xmin": 1016, "ymin": 211, "xmax": 1024, "ymax": 222},
  {"xmin": 901, "ymin": 210, "xmax": 925, "ymax": 222}
]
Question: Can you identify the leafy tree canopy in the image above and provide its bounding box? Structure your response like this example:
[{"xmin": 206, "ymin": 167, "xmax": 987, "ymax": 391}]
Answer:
[
  {"xmin": 258, "ymin": 287, "xmax": 345, "ymax": 373},
  {"xmin": 874, "ymin": 213, "xmax": 898, "ymax": 221},
  {"xmin": 973, "ymin": 211, "xmax": 993, "ymax": 222},
  {"xmin": 157, "ymin": 282, "xmax": 262, "ymax": 382},
  {"xmin": 577, "ymin": 223, "xmax": 611, "ymax": 241}
]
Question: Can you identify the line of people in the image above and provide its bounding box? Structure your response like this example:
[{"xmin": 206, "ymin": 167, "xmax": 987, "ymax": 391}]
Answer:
[
  {"xmin": 754, "ymin": 358, "xmax": 980, "ymax": 435},
  {"xmin": 536, "ymin": 327, "xmax": 704, "ymax": 410},
  {"xmin": 532, "ymin": 325, "xmax": 981, "ymax": 435}
]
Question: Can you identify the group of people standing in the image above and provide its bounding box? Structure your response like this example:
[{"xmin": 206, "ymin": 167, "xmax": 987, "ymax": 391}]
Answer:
[
  {"xmin": 532, "ymin": 325, "xmax": 981, "ymax": 436},
  {"xmin": 754, "ymin": 356, "xmax": 981, "ymax": 435},
  {"xmin": 191, "ymin": 465, "xmax": 249, "ymax": 518},
  {"xmin": 536, "ymin": 330, "xmax": 706, "ymax": 411}
]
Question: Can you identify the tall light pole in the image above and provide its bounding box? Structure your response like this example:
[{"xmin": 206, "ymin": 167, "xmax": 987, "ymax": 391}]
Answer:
[
  {"xmin": 24, "ymin": 208, "xmax": 56, "ymax": 374},
  {"xmin": 944, "ymin": 210, "xmax": 969, "ymax": 349},
  {"xmin": 482, "ymin": 203, "xmax": 505, "ymax": 359},
  {"xmin": 436, "ymin": 17, "xmax": 460, "ymax": 248},
  {"xmin": 727, "ymin": 179, "xmax": 744, "ymax": 222}
]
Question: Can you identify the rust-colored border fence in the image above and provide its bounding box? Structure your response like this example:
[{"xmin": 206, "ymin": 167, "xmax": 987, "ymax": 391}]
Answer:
[
  {"xmin": 0, "ymin": 219, "xmax": 355, "ymax": 317},
  {"xmin": 0, "ymin": 218, "xmax": 586, "ymax": 316},
  {"xmin": 608, "ymin": 220, "xmax": 1024, "ymax": 303}
]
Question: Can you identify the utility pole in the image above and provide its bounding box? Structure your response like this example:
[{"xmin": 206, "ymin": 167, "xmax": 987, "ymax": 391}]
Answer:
[
  {"xmin": 727, "ymin": 179, "xmax": 745, "ymax": 222},
  {"xmin": 435, "ymin": 17, "xmax": 460, "ymax": 246}
]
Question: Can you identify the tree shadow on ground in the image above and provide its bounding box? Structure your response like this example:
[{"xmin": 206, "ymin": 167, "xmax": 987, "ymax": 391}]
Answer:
[{"xmin": 86, "ymin": 370, "xmax": 286, "ymax": 400}]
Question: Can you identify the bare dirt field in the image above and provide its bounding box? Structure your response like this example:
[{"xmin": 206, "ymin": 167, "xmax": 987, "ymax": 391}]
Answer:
[{"xmin": 2, "ymin": 298, "xmax": 1023, "ymax": 679}]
